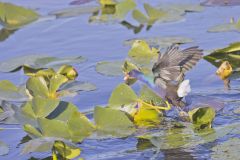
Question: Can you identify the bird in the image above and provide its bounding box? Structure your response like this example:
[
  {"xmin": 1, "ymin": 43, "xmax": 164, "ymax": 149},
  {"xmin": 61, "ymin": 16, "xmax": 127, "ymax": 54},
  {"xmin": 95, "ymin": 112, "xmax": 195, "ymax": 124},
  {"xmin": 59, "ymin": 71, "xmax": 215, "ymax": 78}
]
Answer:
[{"xmin": 124, "ymin": 44, "xmax": 203, "ymax": 108}]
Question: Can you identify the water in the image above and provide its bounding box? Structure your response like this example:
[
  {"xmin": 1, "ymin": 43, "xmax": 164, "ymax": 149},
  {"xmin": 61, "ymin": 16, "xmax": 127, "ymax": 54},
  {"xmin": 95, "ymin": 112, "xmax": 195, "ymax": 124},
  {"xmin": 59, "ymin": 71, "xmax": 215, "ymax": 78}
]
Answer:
[{"xmin": 0, "ymin": 0, "xmax": 240, "ymax": 159}]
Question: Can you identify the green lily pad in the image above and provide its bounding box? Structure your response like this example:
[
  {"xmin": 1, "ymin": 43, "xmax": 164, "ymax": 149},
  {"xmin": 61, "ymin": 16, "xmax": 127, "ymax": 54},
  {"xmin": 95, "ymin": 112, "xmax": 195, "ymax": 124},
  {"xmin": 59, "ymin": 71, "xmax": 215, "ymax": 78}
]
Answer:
[
  {"xmin": 50, "ymin": 6, "xmax": 100, "ymax": 18},
  {"xmin": 211, "ymin": 138, "xmax": 240, "ymax": 160},
  {"xmin": 0, "ymin": 80, "xmax": 28, "ymax": 102},
  {"xmin": 21, "ymin": 97, "xmax": 94, "ymax": 142},
  {"xmin": 188, "ymin": 107, "xmax": 215, "ymax": 129},
  {"xmin": 201, "ymin": 0, "xmax": 240, "ymax": 6},
  {"xmin": 96, "ymin": 60, "xmax": 123, "ymax": 76},
  {"xmin": 139, "ymin": 85, "xmax": 164, "ymax": 106},
  {"xmin": 21, "ymin": 137, "xmax": 79, "ymax": 160},
  {"xmin": 67, "ymin": 111, "xmax": 95, "ymax": 142},
  {"xmin": 0, "ymin": 55, "xmax": 86, "ymax": 73},
  {"xmin": 108, "ymin": 83, "xmax": 138, "ymax": 108},
  {"xmin": 140, "ymin": 122, "xmax": 239, "ymax": 150},
  {"xmin": 59, "ymin": 81, "xmax": 97, "ymax": 92},
  {"xmin": 0, "ymin": 101, "xmax": 19, "ymax": 124},
  {"xmin": 0, "ymin": 2, "xmax": 39, "ymax": 29},
  {"xmin": 128, "ymin": 40, "xmax": 158, "ymax": 65},
  {"xmin": 94, "ymin": 106, "xmax": 135, "ymax": 137},
  {"xmin": 26, "ymin": 77, "xmax": 49, "ymax": 98},
  {"xmin": 53, "ymin": 140, "xmax": 81, "ymax": 159},
  {"xmin": 204, "ymin": 42, "xmax": 240, "ymax": 69},
  {"xmin": 208, "ymin": 19, "xmax": 240, "ymax": 33},
  {"xmin": 132, "ymin": 9, "xmax": 148, "ymax": 24},
  {"xmin": 114, "ymin": 0, "xmax": 136, "ymax": 19},
  {"xmin": 90, "ymin": 0, "xmax": 136, "ymax": 23},
  {"xmin": 124, "ymin": 36, "xmax": 193, "ymax": 49},
  {"xmin": 133, "ymin": 102, "xmax": 163, "ymax": 128},
  {"xmin": 0, "ymin": 141, "xmax": 9, "ymax": 156},
  {"xmin": 31, "ymin": 97, "xmax": 60, "ymax": 118},
  {"xmin": 38, "ymin": 118, "xmax": 72, "ymax": 140}
]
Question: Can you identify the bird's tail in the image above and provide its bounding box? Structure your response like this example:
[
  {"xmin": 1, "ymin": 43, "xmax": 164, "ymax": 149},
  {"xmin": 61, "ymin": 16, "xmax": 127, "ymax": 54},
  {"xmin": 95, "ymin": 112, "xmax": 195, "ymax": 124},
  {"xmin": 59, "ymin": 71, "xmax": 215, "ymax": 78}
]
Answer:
[{"xmin": 177, "ymin": 79, "xmax": 191, "ymax": 97}]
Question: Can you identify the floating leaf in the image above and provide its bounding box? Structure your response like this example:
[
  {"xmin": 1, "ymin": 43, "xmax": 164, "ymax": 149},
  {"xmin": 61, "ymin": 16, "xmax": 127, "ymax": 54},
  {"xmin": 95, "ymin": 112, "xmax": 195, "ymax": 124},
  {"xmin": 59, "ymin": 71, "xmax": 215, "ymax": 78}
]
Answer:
[
  {"xmin": 50, "ymin": 6, "xmax": 100, "ymax": 18},
  {"xmin": 22, "ymin": 137, "xmax": 78, "ymax": 158},
  {"xmin": 128, "ymin": 40, "xmax": 158, "ymax": 64},
  {"xmin": 59, "ymin": 81, "xmax": 97, "ymax": 92},
  {"xmin": 188, "ymin": 107, "xmax": 215, "ymax": 129},
  {"xmin": 124, "ymin": 36, "xmax": 193, "ymax": 49},
  {"xmin": 38, "ymin": 118, "xmax": 72, "ymax": 140},
  {"xmin": 139, "ymin": 85, "xmax": 164, "ymax": 106},
  {"xmin": 94, "ymin": 106, "xmax": 135, "ymax": 137},
  {"xmin": 114, "ymin": 0, "xmax": 136, "ymax": 19},
  {"xmin": 108, "ymin": 83, "xmax": 138, "ymax": 108},
  {"xmin": 201, "ymin": 0, "xmax": 240, "ymax": 6},
  {"xmin": 99, "ymin": 0, "xmax": 116, "ymax": 6},
  {"xmin": 96, "ymin": 60, "xmax": 123, "ymax": 76},
  {"xmin": 211, "ymin": 138, "xmax": 240, "ymax": 160},
  {"xmin": 208, "ymin": 19, "xmax": 240, "ymax": 33},
  {"xmin": 204, "ymin": 42, "xmax": 240, "ymax": 69},
  {"xmin": 0, "ymin": 2, "xmax": 39, "ymax": 29},
  {"xmin": 132, "ymin": 9, "xmax": 148, "ymax": 24},
  {"xmin": 0, "ymin": 141, "xmax": 9, "ymax": 156},
  {"xmin": 0, "ymin": 80, "xmax": 28, "ymax": 102},
  {"xmin": 67, "ymin": 111, "xmax": 95, "ymax": 142},
  {"xmin": 32, "ymin": 97, "xmax": 60, "ymax": 118},
  {"xmin": 133, "ymin": 102, "xmax": 162, "ymax": 128},
  {"xmin": 53, "ymin": 141, "xmax": 81, "ymax": 159},
  {"xmin": 70, "ymin": 0, "xmax": 94, "ymax": 5},
  {"xmin": 24, "ymin": 124, "xmax": 43, "ymax": 138},
  {"xmin": 0, "ymin": 55, "xmax": 86, "ymax": 73},
  {"xmin": 26, "ymin": 77, "xmax": 49, "ymax": 98},
  {"xmin": 0, "ymin": 101, "xmax": 19, "ymax": 124}
]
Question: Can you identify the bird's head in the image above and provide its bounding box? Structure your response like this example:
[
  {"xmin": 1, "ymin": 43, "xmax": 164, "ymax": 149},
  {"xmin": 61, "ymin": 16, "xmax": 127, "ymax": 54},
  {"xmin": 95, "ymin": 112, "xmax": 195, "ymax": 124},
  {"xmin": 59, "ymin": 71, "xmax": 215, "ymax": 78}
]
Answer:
[{"xmin": 124, "ymin": 69, "xmax": 142, "ymax": 84}]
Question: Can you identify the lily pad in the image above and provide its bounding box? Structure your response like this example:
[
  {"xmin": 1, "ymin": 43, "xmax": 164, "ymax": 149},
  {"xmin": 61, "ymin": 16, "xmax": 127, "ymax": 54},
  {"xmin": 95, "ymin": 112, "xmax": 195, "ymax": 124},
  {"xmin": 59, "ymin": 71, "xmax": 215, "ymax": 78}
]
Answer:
[
  {"xmin": 26, "ymin": 74, "xmax": 78, "ymax": 99},
  {"xmin": 204, "ymin": 42, "xmax": 240, "ymax": 69},
  {"xmin": 132, "ymin": 3, "xmax": 168, "ymax": 26},
  {"xmin": 128, "ymin": 40, "xmax": 158, "ymax": 65},
  {"xmin": 139, "ymin": 85, "xmax": 164, "ymax": 106},
  {"xmin": 94, "ymin": 106, "xmax": 135, "ymax": 137},
  {"xmin": 0, "ymin": 141, "xmax": 9, "ymax": 156},
  {"xmin": 90, "ymin": 0, "xmax": 136, "ymax": 23},
  {"xmin": 124, "ymin": 36, "xmax": 193, "ymax": 49},
  {"xmin": 0, "ymin": 80, "xmax": 28, "ymax": 102},
  {"xmin": 133, "ymin": 101, "xmax": 163, "ymax": 128},
  {"xmin": 0, "ymin": 55, "xmax": 86, "ymax": 73},
  {"xmin": 0, "ymin": 2, "xmax": 39, "ymax": 29},
  {"xmin": 70, "ymin": 0, "xmax": 94, "ymax": 5},
  {"xmin": 0, "ymin": 101, "xmax": 19, "ymax": 124},
  {"xmin": 208, "ymin": 20, "xmax": 240, "ymax": 33},
  {"xmin": 108, "ymin": 83, "xmax": 138, "ymax": 108},
  {"xmin": 21, "ymin": 98, "xmax": 94, "ymax": 142},
  {"xmin": 96, "ymin": 60, "xmax": 123, "ymax": 76},
  {"xmin": 22, "ymin": 137, "xmax": 80, "ymax": 159},
  {"xmin": 59, "ymin": 81, "xmax": 97, "ymax": 92},
  {"xmin": 201, "ymin": 0, "xmax": 240, "ymax": 6},
  {"xmin": 49, "ymin": 6, "xmax": 100, "ymax": 18},
  {"xmin": 188, "ymin": 107, "xmax": 215, "ymax": 129},
  {"xmin": 211, "ymin": 138, "xmax": 240, "ymax": 160}
]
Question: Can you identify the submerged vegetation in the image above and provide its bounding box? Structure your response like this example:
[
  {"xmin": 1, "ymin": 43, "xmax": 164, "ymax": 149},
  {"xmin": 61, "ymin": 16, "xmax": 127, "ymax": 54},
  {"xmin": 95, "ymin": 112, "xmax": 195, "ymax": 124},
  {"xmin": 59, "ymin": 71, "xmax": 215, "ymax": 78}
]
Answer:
[{"xmin": 0, "ymin": 0, "xmax": 240, "ymax": 159}]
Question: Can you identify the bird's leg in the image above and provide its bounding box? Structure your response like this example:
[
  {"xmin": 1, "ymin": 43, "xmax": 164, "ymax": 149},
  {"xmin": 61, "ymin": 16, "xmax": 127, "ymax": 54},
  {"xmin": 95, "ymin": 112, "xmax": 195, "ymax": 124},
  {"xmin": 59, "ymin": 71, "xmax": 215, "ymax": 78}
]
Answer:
[{"xmin": 224, "ymin": 78, "xmax": 230, "ymax": 90}]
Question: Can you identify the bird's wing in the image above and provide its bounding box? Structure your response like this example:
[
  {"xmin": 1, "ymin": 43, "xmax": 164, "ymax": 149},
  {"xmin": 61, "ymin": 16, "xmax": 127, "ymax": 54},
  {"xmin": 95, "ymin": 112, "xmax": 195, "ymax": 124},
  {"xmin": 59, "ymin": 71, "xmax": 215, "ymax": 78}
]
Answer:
[{"xmin": 152, "ymin": 45, "xmax": 203, "ymax": 89}]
